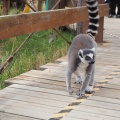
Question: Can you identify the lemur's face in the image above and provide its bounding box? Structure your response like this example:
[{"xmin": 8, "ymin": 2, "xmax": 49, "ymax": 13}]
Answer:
[{"xmin": 78, "ymin": 48, "xmax": 95, "ymax": 64}]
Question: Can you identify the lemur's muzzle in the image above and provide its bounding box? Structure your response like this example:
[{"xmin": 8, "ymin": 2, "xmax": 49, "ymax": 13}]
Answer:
[{"xmin": 89, "ymin": 60, "xmax": 95, "ymax": 64}]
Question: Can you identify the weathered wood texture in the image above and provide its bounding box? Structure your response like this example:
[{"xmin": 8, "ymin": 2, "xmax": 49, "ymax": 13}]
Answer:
[
  {"xmin": 0, "ymin": 4, "xmax": 108, "ymax": 40},
  {"xmin": 60, "ymin": 17, "xmax": 120, "ymax": 120},
  {"xmin": 0, "ymin": 18, "xmax": 120, "ymax": 120}
]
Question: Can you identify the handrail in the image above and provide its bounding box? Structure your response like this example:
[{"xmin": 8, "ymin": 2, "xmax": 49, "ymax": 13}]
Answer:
[{"xmin": 0, "ymin": 4, "xmax": 108, "ymax": 40}]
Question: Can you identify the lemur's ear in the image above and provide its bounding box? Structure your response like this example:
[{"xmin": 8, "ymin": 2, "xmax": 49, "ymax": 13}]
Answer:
[
  {"xmin": 78, "ymin": 50, "xmax": 83, "ymax": 58},
  {"xmin": 91, "ymin": 48, "xmax": 95, "ymax": 52}
]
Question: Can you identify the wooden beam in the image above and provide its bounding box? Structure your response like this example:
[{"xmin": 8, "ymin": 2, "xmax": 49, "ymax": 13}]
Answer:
[{"xmin": 0, "ymin": 4, "xmax": 108, "ymax": 40}]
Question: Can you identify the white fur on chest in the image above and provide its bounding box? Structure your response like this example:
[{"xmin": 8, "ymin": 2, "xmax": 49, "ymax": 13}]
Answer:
[
  {"xmin": 79, "ymin": 62, "xmax": 89, "ymax": 71},
  {"xmin": 74, "ymin": 62, "xmax": 88, "ymax": 76},
  {"xmin": 73, "ymin": 62, "xmax": 88, "ymax": 81}
]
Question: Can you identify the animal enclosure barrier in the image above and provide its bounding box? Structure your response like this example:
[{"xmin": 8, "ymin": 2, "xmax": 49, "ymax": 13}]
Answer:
[{"xmin": 0, "ymin": 4, "xmax": 108, "ymax": 42}]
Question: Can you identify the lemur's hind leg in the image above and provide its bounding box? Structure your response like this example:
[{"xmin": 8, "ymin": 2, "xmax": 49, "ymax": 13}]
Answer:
[
  {"xmin": 85, "ymin": 67, "xmax": 95, "ymax": 94},
  {"xmin": 74, "ymin": 67, "xmax": 82, "ymax": 84},
  {"xmin": 66, "ymin": 67, "xmax": 74, "ymax": 95}
]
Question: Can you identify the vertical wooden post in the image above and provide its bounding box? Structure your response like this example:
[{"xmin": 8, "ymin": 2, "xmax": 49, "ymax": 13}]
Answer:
[
  {"xmin": 77, "ymin": 0, "xmax": 83, "ymax": 35},
  {"xmin": 38, "ymin": 0, "xmax": 42, "ymax": 11},
  {"xmin": 81, "ymin": 0, "xmax": 105, "ymax": 43},
  {"xmin": 3, "ymin": 0, "xmax": 10, "ymax": 15},
  {"xmin": 81, "ymin": 0, "xmax": 88, "ymax": 36},
  {"xmin": 8, "ymin": 0, "xmax": 10, "ymax": 12},
  {"xmin": 95, "ymin": 0, "xmax": 104, "ymax": 43}
]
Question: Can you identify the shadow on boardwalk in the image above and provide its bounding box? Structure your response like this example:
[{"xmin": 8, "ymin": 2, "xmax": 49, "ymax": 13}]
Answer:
[{"xmin": 0, "ymin": 17, "xmax": 120, "ymax": 120}]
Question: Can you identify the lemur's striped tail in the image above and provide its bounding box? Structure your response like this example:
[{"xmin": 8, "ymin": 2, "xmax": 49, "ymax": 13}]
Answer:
[{"xmin": 86, "ymin": 0, "xmax": 99, "ymax": 37}]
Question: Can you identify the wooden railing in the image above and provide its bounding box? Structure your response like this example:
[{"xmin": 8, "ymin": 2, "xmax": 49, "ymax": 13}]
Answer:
[{"xmin": 0, "ymin": 4, "xmax": 108, "ymax": 42}]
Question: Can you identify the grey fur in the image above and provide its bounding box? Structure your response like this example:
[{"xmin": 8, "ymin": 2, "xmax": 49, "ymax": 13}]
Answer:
[
  {"xmin": 66, "ymin": 0, "xmax": 99, "ymax": 96},
  {"xmin": 66, "ymin": 34, "xmax": 97, "ymax": 96}
]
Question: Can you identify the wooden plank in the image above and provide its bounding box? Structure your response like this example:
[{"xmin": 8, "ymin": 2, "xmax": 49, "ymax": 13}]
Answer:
[
  {"xmin": 5, "ymin": 79, "xmax": 80, "ymax": 92},
  {"xmin": 7, "ymin": 71, "xmax": 75, "ymax": 82},
  {"xmin": 61, "ymin": 116, "xmax": 82, "ymax": 120},
  {"xmin": 0, "ymin": 112, "xmax": 39, "ymax": 120},
  {"xmin": 65, "ymin": 105, "xmax": 119, "ymax": 120},
  {"xmin": 104, "ymin": 84, "xmax": 120, "ymax": 90},
  {"xmin": 94, "ymin": 88, "xmax": 120, "ymax": 99},
  {"xmin": 39, "ymin": 63, "xmax": 67, "ymax": 70},
  {"xmin": 6, "ymin": 79, "xmax": 67, "ymax": 91},
  {"xmin": 108, "ymin": 78, "xmax": 120, "ymax": 85},
  {"xmin": 0, "ymin": 84, "xmax": 75, "ymax": 120},
  {"xmin": 40, "ymin": 63, "xmax": 66, "ymax": 67},
  {"xmin": 6, "ymin": 76, "xmax": 81, "ymax": 89},
  {"xmin": 88, "ymin": 96, "xmax": 120, "ymax": 104},
  {"xmin": 61, "ymin": 114, "xmax": 113, "ymax": 120},
  {"xmin": 7, "ymin": 74, "xmax": 68, "ymax": 82},
  {"xmin": 8, "ymin": 75, "xmax": 67, "ymax": 84},
  {"xmin": 82, "ymin": 99, "xmax": 120, "ymax": 111},
  {"xmin": 75, "ymin": 104, "xmax": 120, "ymax": 118},
  {"xmin": 40, "ymin": 65, "xmax": 66, "ymax": 71},
  {"xmin": 38, "ymin": 69, "xmax": 67, "ymax": 75},
  {"xmin": 8, "ymin": 84, "xmax": 74, "ymax": 97},
  {"xmin": 0, "ymin": 93, "xmax": 70, "ymax": 109},
  {"xmin": 0, "ymin": 98, "xmax": 53, "ymax": 119},
  {"xmin": 22, "ymin": 72, "xmax": 106, "ymax": 82},
  {"xmin": 0, "ymin": 4, "xmax": 109, "ymax": 39},
  {"xmin": 1, "ymin": 87, "xmax": 75, "ymax": 102},
  {"xmin": 21, "ymin": 70, "xmax": 66, "ymax": 78}
]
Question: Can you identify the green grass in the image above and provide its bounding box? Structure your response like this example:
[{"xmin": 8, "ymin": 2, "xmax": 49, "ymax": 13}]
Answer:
[
  {"xmin": 9, "ymin": 7, "xmax": 22, "ymax": 14},
  {"xmin": 0, "ymin": 30, "xmax": 74, "ymax": 89}
]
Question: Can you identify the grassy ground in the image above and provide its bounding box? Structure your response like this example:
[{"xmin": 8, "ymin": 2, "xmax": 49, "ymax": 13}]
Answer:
[
  {"xmin": 0, "ymin": 6, "xmax": 74, "ymax": 89},
  {"xmin": 0, "ymin": 30, "xmax": 74, "ymax": 89}
]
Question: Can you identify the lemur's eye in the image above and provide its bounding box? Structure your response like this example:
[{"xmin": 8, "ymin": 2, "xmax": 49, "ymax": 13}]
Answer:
[{"xmin": 85, "ymin": 56, "xmax": 91, "ymax": 60}]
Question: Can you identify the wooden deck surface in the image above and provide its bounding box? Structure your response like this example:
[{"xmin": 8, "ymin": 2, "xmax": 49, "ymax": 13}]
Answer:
[{"xmin": 0, "ymin": 17, "xmax": 120, "ymax": 120}]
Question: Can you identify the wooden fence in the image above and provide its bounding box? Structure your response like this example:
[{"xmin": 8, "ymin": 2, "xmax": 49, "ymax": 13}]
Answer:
[{"xmin": 0, "ymin": 3, "xmax": 108, "ymax": 42}]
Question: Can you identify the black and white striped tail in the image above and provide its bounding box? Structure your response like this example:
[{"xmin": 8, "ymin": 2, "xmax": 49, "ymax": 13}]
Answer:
[{"xmin": 86, "ymin": 0, "xmax": 99, "ymax": 38}]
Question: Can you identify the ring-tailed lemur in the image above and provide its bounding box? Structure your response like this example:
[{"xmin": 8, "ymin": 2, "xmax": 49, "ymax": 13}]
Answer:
[{"xmin": 66, "ymin": 0, "xmax": 99, "ymax": 96}]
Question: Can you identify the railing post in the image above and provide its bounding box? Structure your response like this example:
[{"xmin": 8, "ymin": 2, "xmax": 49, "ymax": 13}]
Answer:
[
  {"xmin": 95, "ymin": 0, "xmax": 105, "ymax": 43},
  {"xmin": 81, "ymin": 0, "xmax": 105, "ymax": 43},
  {"xmin": 38, "ymin": 0, "xmax": 42, "ymax": 11}
]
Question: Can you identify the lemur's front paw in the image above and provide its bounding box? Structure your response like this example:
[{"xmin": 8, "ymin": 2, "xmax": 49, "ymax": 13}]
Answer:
[
  {"xmin": 67, "ymin": 88, "xmax": 74, "ymax": 95},
  {"xmin": 74, "ymin": 77, "xmax": 82, "ymax": 84},
  {"xmin": 85, "ymin": 85, "xmax": 93, "ymax": 94},
  {"xmin": 76, "ymin": 89, "xmax": 85, "ymax": 97}
]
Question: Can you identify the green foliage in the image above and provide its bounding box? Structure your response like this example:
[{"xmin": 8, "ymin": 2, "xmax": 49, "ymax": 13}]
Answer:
[
  {"xmin": 9, "ymin": 7, "xmax": 22, "ymax": 14},
  {"xmin": 0, "ymin": 2, "xmax": 4, "ymax": 15},
  {"xmin": 0, "ymin": 30, "xmax": 74, "ymax": 89}
]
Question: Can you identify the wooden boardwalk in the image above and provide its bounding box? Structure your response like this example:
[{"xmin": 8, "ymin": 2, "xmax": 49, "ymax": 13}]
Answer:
[{"xmin": 0, "ymin": 17, "xmax": 120, "ymax": 120}]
